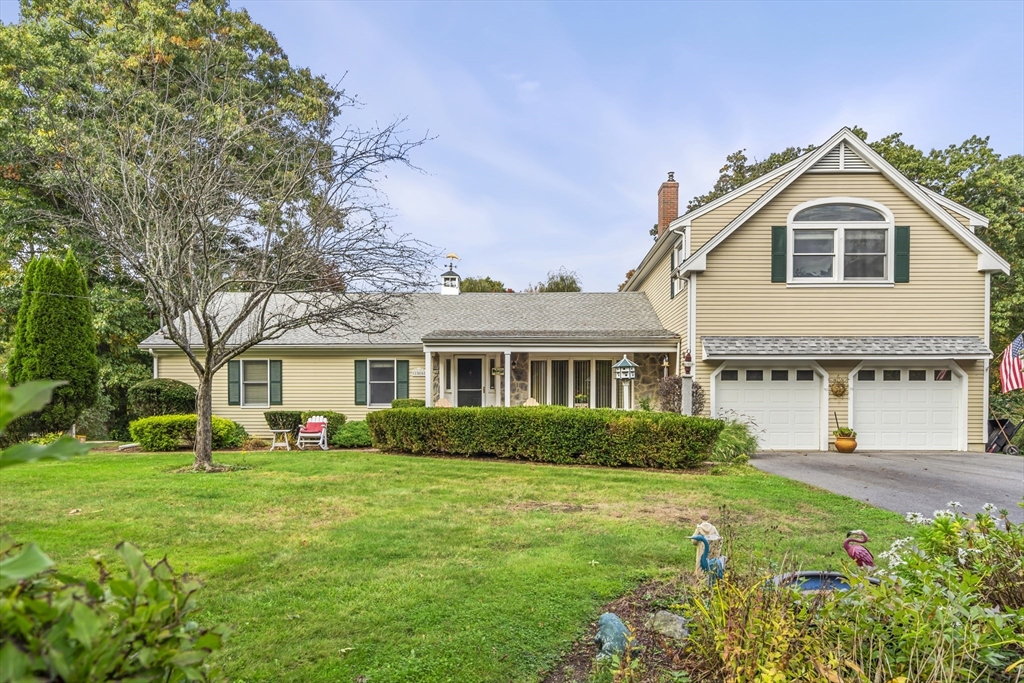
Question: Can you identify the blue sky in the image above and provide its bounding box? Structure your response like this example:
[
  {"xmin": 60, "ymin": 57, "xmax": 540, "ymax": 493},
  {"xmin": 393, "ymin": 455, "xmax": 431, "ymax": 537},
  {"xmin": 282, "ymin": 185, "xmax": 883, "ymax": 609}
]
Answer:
[{"xmin": 3, "ymin": 1, "xmax": 1022, "ymax": 291}]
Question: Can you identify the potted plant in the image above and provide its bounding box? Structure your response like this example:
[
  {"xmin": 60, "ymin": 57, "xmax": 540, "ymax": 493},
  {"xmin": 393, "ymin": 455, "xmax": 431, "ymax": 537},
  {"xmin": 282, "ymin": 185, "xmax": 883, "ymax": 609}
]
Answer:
[
  {"xmin": 833, "ymin": 427, "xmax": 857, "ymax": 453},
  {"xmin": 574, "ymin": 393, "xmax": 589, "ymax": 408}
]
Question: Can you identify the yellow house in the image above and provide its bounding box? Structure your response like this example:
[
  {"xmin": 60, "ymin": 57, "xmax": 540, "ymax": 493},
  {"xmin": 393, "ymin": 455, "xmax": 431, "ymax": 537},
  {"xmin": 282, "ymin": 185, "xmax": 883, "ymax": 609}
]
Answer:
[
  {"xmin": 623, "ymin": 128, "xmax": 1009, "ymax": 452},
  {"xmin": 141, "ymin": 128, "xmax": 1008, "ymax": 452}
]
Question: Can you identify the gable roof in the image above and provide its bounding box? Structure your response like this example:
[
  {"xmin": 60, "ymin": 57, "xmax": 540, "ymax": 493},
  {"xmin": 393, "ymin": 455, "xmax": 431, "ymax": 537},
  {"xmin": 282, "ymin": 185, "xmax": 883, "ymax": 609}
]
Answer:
[
  {"xmin": 139, "ymin": 292, "xmax": 675, "ymax": 349},
  {"xmin": 676, "ymin": 128, "xmax": 1009, "ymax": 276}
]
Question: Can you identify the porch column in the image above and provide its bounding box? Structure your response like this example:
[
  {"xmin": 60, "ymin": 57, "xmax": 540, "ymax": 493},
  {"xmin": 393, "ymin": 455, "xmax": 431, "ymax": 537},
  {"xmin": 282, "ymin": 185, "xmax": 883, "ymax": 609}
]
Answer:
[
  {"xmin": 504, "ymin": 350, "xmax": 511, "ymax": 407},
  {"xmin": 424, "ymin": 350, "xmax": 432, "ymax": 407}
]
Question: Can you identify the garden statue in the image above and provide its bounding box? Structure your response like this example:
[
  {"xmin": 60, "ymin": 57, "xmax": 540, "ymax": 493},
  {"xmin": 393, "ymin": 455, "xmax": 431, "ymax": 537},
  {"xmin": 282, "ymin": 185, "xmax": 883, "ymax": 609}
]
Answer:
[
  {"xmin": 690, "ymin": 534, "xmax": 726, "ymax": 585},
  {"xmin": 594, "ymin": 612, "xmax": 631, "ymax": 660},
  {"xmin": 843, "ymin": 530, "xmax": 875, "ymax": 567},
  {"xmin": 691, "ymin": 512, "xmax": 721, "ymax": 575}
]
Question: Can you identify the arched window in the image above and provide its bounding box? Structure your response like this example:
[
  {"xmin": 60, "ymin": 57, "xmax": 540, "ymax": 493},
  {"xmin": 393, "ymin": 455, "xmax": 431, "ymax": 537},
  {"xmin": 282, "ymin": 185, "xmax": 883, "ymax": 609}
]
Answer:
[{"xmin": 787, "ymin": 198, "xmax": 893, "ymax": 283}]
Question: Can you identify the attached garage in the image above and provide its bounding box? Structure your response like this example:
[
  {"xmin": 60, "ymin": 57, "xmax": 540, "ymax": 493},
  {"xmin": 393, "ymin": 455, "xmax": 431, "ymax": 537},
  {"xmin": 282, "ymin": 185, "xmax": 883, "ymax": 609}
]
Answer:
[
  {"xmin": 851, "ymin": 367, "xmax": 962, "ymax": 450},
  {"xmin": 713, "ymin": 367, "xmax": 823, "ymax": 450}
]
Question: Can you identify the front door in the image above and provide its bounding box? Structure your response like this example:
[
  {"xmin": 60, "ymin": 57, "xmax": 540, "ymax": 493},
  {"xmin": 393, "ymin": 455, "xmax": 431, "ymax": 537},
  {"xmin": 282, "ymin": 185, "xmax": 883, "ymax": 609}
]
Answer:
[{"xmin": 457, "ymin": 358, "xmax": 483, "ymax": 407}]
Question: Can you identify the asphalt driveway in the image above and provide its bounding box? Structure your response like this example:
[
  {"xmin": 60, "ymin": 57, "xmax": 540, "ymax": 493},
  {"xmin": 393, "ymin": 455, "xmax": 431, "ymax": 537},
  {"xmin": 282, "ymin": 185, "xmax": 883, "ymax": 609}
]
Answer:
[{"xmin": 752, "ymin": 450, "xmax": 1024, "ymax": 523}]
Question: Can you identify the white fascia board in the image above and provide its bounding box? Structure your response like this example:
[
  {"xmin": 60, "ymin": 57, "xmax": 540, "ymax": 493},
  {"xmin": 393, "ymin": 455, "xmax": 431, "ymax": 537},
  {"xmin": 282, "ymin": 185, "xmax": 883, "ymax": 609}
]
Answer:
[
  {"xmin": 677, "ymin": 252, "xmax": 705, "ymax": 276},
  {"xmin": 143, "ymin": 343, "xmax": 425, "ymax": 351},
  {"xmin": 702, "ymin": 353, "xmax": 991, "ymax": 361},
  {"xmin": 917, "ymin": 184, "xmax": 990, "ymax": 227},
  {"xmin": 423, "ymin": 343, "xmax": 678, "ymax": 354},
  {"xmin": 625, "ymin": 156, "xmax": 803, "ymax": 292},
  {"xmin": 624, "ymin": 223, "xmax": 688, "ymax": 292}
]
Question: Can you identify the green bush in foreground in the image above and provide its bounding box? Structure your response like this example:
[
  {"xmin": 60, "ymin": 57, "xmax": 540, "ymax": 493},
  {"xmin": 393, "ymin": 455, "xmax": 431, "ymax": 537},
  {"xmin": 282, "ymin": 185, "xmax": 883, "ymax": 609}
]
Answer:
[
  {"xmin": 127, "ymin": 378, "xmax": 197, "ymax": 418},
  {"xmin": 128, "ymin": 414, "xmax": 246, "ymax": 451},
  {"xmin": 0, "ymin": 537, "xmax": 228, "ymax": 682},
  {"xmin": 711, "ymin": 416, "xmax": 761, "ymax": 462},
  {"xmin": 331, "ymin": 420, "xmax": 372, "ymax": 448},
  {"xmin": 263, "ymin": 410, "xmax": 303, "ymax": 436},
  {"xmin": 367, "ymin": 406, "xmax": 722, "ymax": 469},
  {"xmin": 299, "ymin": 410, "xmax": 346, "ymax": 441},
  {"xmin": 391, "ymin": 398, "xmax": 426, "ymax": 409}
]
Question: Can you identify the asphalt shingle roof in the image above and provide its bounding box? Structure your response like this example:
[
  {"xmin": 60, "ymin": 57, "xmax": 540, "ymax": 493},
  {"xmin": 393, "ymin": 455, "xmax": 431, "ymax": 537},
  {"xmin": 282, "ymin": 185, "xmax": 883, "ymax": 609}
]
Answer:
[
  {"xmin": 139, "ymin": 292, "xmax": 674, "ymax": 347},
  {"xmin": 702, "ymin": 336, "xmax": 991, "ymax": 358}
]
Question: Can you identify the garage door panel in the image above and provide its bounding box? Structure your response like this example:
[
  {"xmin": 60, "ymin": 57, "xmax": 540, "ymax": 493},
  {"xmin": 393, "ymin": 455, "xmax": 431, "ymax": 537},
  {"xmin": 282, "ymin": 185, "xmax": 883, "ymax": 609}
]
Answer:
[
  {"xmin": 853, "ymin": 368, "xmax": 960, "ymax": 451},
  {"xmin": 716, "ymin": 369, "xmax": 821, "ymax": 451}
]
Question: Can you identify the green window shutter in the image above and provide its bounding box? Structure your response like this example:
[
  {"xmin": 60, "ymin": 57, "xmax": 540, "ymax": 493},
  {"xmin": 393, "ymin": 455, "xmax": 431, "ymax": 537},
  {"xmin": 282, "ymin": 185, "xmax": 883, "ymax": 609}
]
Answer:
[
  {"xmin": 669, "ymin": 250, "xmax": 676, "ymax": 299},
  {"xmin": 894, "ymin": 226, "xmax": 910, "ymax": 283},
  {"xmin": 269, "ymin": 360, "xmax": 282, "ymax": 405},
  {"xmin": 396, "ymin": 360, "xmax": 409, "ymax": 400},
  {"xmin": 355, "ymin": 360, "xmax": 367, "ymax": 405},
  {"xmin": 227, "ymin": 360, "xmax": 240, "ymax": 406},
  {"xmin": 771, "ymin": 226, "xmax": 787, "ymax": 283}
]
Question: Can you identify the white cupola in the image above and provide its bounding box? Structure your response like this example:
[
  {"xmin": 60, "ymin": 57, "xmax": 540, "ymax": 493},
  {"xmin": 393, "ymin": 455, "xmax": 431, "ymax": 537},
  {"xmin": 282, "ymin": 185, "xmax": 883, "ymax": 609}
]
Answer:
[{"xmin": 440, "ymin": 253, "xmax": 461, "ymax": 295}]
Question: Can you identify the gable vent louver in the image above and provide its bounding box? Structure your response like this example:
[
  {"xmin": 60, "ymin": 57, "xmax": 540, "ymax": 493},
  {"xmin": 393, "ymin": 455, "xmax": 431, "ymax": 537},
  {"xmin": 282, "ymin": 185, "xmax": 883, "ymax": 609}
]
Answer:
[{"xmin": 810, "ymin": 142, "xmax": 874, "ymax": 172}]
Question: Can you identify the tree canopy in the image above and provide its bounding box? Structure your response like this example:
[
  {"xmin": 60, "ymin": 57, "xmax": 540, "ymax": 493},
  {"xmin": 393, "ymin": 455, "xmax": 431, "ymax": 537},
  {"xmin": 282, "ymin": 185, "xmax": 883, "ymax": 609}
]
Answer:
[
  {"xmin": 460, "ymin": 276, "xmax": 508, "ymax": 293},
  {"xmin": 528, "ymin": 268, "xmax": 582, "ymax": 293}
]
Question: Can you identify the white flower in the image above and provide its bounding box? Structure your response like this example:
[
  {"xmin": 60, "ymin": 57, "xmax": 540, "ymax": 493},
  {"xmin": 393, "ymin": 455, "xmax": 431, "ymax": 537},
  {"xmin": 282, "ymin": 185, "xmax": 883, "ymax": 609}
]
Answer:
[
  {"xmin": 957, "ymin": 547, "xmax": 968, "ymax": 565},
  {"xmin": 983, "ymin": 503, "xmax": 997, "ymax": 514},
  {"xmin": 948, "ymin": 501, "xmax": 962, "ymax": 509},
  {"xmin": 934, "ymin": 510, "xmax": 954, "ymax": 519}
]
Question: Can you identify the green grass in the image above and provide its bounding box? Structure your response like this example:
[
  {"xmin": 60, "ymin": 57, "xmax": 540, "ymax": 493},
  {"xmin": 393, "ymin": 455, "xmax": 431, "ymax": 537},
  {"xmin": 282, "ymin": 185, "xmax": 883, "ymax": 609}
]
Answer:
[{"xmin": 0, "ymin": 451, "xmax": 909, "ymax": 682}]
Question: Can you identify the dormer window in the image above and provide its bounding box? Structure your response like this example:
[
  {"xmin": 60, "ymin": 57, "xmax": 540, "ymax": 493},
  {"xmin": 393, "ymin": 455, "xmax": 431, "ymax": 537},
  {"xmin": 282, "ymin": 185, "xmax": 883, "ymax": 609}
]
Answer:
[{"xmin": 787, "ymin": 198, "xmax": 893, "ymax": 284}]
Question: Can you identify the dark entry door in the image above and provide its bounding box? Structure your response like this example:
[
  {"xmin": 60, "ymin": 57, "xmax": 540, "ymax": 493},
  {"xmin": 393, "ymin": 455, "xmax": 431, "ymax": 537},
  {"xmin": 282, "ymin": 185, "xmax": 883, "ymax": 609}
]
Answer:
[{"xmin": 457, "ymin": 358, "xmax": 483, "ymax": 407}]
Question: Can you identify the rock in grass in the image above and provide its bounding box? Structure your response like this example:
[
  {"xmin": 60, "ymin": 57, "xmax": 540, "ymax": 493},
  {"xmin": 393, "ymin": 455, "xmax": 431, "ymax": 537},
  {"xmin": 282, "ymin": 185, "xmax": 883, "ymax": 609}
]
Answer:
[
  {"xmin": 646, "ymin": 610, "xmax": 689, "ymax": 640},
  {"xmin": 594, "ymin": 612, "xmax": 630, "ymax": 660}
]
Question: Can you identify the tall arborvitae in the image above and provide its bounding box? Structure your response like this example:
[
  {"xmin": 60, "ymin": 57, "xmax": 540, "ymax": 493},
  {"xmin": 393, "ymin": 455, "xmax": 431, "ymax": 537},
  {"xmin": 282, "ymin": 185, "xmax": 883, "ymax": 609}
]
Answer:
[{"xmin": 8, "ymin": 251, "xmax": 99, "ymax": 434}]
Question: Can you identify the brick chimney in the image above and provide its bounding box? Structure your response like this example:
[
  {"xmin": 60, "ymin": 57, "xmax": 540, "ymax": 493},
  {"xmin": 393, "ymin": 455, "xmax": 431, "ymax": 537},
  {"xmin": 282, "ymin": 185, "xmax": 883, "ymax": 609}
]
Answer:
[{"xmin": 657, "ymin": 171, "xmax": 679, "ymax": 238}]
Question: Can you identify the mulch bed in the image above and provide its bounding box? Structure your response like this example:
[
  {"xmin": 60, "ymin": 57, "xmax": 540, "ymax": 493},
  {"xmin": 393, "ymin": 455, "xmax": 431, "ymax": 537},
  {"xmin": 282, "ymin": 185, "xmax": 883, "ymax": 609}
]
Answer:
[{"xmin": 540, "ymin": 577, "xmax": 697, "ymax": 683}]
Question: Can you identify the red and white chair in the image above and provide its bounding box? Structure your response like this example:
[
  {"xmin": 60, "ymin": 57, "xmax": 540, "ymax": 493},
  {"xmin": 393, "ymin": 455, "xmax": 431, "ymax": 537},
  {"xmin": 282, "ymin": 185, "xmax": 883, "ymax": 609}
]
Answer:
[{"xmin": 296, "ymin": 416, "xmax": 328, "ymax": 451}]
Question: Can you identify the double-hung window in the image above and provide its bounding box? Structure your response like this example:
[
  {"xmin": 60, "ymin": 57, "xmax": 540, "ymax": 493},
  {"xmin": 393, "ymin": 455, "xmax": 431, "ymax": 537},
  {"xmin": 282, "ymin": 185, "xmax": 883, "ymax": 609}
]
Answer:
[
  {"xmin": 369, "ymin": 360, "xmax": 397, "ymax": 406},
  {"xmin": 242, "ymin": 360, "xmax": 269, "ymax": 406},
  {"xmin": 788, "ymin": 200, "xmax": 892, "ymax": 283}
]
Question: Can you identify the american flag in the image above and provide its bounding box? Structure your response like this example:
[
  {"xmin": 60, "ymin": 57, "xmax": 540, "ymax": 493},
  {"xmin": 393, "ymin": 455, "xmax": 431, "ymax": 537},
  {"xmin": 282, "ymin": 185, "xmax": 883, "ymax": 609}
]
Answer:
[{"xmin": 1000, "ymin": 332, "xmax": 1024, "ymax": 393}]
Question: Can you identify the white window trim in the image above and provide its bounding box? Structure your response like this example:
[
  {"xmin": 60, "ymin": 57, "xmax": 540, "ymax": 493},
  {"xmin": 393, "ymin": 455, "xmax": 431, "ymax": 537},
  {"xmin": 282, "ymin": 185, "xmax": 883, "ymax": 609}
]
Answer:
[
  {"xmin": 786, "ymin": 197, "xmax": 895, "ymax": 286},
  {"xmin": 240, "ymin": 359, "xmax": 271, "ymax": 408},
  {"xmin": 367, "ymin": 358, "xmax": 400, "ymax": 407},
  {"xmin": 670, "ymin": 238, "xmax": 685, "ymax": 298},
  {"xmin": 526, "ymin": 356, "xmax": 620, "ymax": 409}
]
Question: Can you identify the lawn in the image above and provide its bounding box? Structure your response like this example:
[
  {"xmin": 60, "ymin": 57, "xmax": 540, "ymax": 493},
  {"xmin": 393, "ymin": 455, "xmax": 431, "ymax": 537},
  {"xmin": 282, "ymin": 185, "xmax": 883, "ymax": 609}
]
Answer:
[{"xmin": 0, "ymin": 450, "xmax": 910, "ymax": 682}]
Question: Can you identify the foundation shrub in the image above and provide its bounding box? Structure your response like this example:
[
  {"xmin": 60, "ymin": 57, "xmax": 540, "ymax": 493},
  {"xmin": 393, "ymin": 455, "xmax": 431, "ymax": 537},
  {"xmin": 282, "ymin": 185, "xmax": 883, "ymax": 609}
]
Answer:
[
  {"xmin": 263, "ymin": 410, "xmax": 303, "ymax": 436},
  {"xmin": 331, "ymin": 420, "xmax": 372, "ymax": 448},
  {"xmin": 126, "ymin": 378, "xmax": 197, "ymax": 418},
  {"xmin": 299, "ymin": 410, "xmax": 346, "ymax": 441},
  {"xmin": 367, "ymin": 406, "xmax": 722, "ymax": 469},
  {"xmin": 391, "ymin": 398, "xmax": 425, "ymax": 409},
  {"xmin": 128, "ymin": 414, "xmax": 247, "ymax": 451}
]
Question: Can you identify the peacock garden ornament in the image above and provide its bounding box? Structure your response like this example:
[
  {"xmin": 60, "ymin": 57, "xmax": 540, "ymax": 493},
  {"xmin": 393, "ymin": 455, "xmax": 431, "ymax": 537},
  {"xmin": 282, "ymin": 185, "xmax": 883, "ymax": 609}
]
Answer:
[
  {"xmin": 843, "ymin": 529, "xmax": 875, "ymax": 567},
  {"xmin": 690, "ymin": 534, "xmax": 726, "ymax": 584}
]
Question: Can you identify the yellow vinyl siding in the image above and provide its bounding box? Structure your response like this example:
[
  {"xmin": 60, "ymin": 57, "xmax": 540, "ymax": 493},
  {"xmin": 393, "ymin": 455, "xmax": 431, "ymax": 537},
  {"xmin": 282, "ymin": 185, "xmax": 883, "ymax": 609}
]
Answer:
[
  {"xmin": 688, "ymin": 175, "xmax": 785, "ymax": 251},
  {"xmin": 154, "ymin": 348, "xmax": 425, "ymax": 437},
  {"xmin": 694, "ymin": 173, "xmax": 988, "ymax": 448},
  {"xmin": 636, "ymin": 251, "xmax": 687, "ymax": 349}
]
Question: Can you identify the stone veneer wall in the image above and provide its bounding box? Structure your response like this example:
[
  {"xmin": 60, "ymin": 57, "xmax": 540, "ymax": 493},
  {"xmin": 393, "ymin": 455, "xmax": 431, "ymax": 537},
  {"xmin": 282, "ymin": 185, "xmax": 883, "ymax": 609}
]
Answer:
[
  {"xmin": 633, "ymin": 353, "xmax": 668, "ymax": 406},
  {"xmin": 431, "ymin": 352, "xmax": 441, "ymax": 404},
  {"xmin": 510, "ymin": 352, "xmax": 530, "ymax": 405}
]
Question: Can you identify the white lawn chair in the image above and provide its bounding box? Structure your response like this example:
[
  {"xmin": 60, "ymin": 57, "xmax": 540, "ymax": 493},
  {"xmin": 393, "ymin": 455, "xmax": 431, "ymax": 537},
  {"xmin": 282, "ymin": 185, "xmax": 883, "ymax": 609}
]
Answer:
[{"xmin": 296, "ymin": 415, "xmax": 328, "ymax": 451}]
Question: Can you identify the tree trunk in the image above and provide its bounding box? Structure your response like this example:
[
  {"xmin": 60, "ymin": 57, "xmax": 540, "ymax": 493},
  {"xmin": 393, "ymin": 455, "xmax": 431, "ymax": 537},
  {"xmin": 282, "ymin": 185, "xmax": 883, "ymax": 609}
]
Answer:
[{"xmin": 194, "ymin": 374, "xmax": 214, "ymax": 470}]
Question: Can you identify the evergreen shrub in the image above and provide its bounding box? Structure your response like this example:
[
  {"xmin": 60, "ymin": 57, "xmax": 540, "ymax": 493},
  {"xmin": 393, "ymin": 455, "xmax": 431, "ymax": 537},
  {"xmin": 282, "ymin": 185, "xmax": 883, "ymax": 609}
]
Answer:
[
  {"xmin": 127, "ymin": 378, "xmax": 197, "ymax": 417},
  {"xmin": 391, "ymin": 398, "xmax": 426, "ymax": 409},
  {"xmin": 331, "ymin": 420, "xmax": 372, "ymax": 448},
  {"xmin": 129, "ymin": 414, "xmax": 247, "ymax": 451},
  {"xmin": 263, "ymin": 410, "xmax": 303, "ymax": 435},
  {"xmin": 367, "ymin": 407, "xmax": 723, "ymax": 469},
  {"xmin": 299, "ymin": 410, "xmax": 346, "ymax": 441}
]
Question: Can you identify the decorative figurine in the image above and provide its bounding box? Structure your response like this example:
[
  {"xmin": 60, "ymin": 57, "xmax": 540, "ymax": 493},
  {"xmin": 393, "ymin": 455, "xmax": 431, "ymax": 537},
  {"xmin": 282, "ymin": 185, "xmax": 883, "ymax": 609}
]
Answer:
[
  {"xmin": 594, "ymin": 612, "xmax": 631, "ymax": 660},
  {"xmin": 691, "ymin": 512, "xmax": 722, "ymax": 575},
  {"xmin": 690, "ymin": 534, "xmax": 726, "ymax": 584},
  {"xmin": 843, "ymin": 530, "xmax": 875, "ymax": 567}
]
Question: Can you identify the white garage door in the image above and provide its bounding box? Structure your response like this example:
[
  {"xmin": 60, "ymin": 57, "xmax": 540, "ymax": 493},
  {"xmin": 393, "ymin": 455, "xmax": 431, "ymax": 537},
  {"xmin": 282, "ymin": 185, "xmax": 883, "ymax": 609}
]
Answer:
[
  {"xmin": 715, "ymin": 368, "xmax": 821, "ymax": 450},
  {"xmin": 852, "ymin": 368, "xmax": 960, "ymax": 450}
]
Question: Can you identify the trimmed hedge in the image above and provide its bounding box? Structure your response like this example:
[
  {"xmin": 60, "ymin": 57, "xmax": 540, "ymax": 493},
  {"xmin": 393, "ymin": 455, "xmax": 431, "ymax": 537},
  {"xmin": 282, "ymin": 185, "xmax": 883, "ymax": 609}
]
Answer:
[
  {"xmin": 127, "ymin": 379, "xmax": 197, "ymax": 418},
  {"xmin": 391, "ymin": 398, "xmax": 426, "ymax": 409},
  {"xmin": 367, "ymin": 407, "xmax": 723, "ymax": 469},
  {"xmin": 129, "ymin": 414, "xmax": 247, "ymax": 451},
  {"xmin": 300, "ymin": 410, "xmax": 346, "ymax": 441},
  {"xmin": 264, "ymin": 410, "xmax": 303, "ymax": 436},
  {"xmin": 331, "ymin": 420, "xmax": 372, "ymax": 448}
]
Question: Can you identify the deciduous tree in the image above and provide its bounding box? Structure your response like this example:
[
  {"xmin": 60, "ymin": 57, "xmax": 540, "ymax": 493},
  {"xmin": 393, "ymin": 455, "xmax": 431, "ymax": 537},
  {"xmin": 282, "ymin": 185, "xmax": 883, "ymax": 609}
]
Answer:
[{"xmin": 460, "ymin": 276, "xmax": 508, "ymax": 292}]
